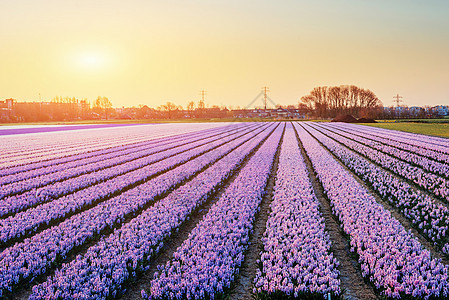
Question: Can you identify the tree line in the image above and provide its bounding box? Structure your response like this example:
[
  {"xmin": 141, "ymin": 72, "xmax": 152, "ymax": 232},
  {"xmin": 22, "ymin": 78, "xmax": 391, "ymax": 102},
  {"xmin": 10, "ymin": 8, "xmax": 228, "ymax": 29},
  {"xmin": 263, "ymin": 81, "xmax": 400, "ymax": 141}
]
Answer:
[
  {"xmin": 2, "ymin": 85, "xmax": 387, "ymax": 122},
  {"xmin": 300, "ymin": 85, "xmax": 383, "ymax": 118},
  {"xmin": 5, "ymin": 96, "xmax": 112, "ymax": 122},
  {"xmin": 1, "ymin": 96, "xmax": 232, "ymax": 122}
]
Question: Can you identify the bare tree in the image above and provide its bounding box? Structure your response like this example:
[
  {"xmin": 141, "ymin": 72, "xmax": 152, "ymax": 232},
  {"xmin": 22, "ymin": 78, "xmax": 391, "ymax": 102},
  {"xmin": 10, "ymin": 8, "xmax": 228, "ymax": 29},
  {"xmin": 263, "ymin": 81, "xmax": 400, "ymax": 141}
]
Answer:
[
  {"xmin": 196, "ymin": 99, "xmax": 206, "ymax": 118},
  {"xmin": 187, "ymin": 101, "xmax": 195, "ymax": 118},
  {"xmin": 300, "ymin": 85, "xmax": 382, "ymax": 118},
  {"xmin": 158, "ymin": 101, "xmax": 179, "ymax": 119},
  {"xmin": 197, "ymin": 99, "xmax": 205, "ymax": 109},
  {"xmin": 94, "ymin": 96, "xmax": 113, "ymax": 119}
]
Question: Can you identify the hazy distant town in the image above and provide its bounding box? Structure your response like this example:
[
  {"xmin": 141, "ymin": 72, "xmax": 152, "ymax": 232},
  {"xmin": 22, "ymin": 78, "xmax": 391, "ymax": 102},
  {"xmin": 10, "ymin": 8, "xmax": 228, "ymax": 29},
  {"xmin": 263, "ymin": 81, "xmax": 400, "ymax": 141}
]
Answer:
[{"xmin": 1, "ymin": 86, "xmax": 448, "ymax": 123}]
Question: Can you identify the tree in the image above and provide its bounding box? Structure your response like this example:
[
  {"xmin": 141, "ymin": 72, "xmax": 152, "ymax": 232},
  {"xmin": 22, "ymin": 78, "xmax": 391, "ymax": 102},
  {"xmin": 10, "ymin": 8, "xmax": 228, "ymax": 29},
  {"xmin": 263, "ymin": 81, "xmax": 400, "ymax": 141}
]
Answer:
[
  {"xmin": 136, "ymin": 105, "xmax": 155, "ymax": 119},
  {"xmin": 300, "ymin": 85, "xmax": 382, "ymax": 118},
  {"xmin": 94, "ymin": 96, "xmax": 112, "ymax": 119},
  {"xmin": 158, "ymin": 101, "xmax": 179, "ymax": 119},
  {"xmin": 198, "ymin": 99, "xmax": 205, "ymax": 109},
  {"xmin": 187, "ymin": 101, "xmax": 195, "ymax": 118},
  {"xmin": 196, "ymin": 99, "xmax": 206, "ymax": 118}
]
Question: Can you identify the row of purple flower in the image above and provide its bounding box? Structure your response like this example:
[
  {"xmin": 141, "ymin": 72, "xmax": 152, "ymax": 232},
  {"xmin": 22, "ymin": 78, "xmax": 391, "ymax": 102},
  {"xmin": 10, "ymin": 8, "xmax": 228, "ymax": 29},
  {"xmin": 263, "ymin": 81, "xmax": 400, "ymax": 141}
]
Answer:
[
  {"xmin": 296, "ymin": 123, "xmax": 449, "ymax": 299},
  {"xmin": 343, "ymin": 123, "xmax": 449, "ymax": 153},
  {"xmin": 0, "ymin": 124, "xmax": 161, "ymax": 168},
  {"xmin": 0, "ymin": 124, "xmax": 257, "ymax": 218},
  {"xmin": 302, "ymin": 123, "xmax": 449, "ymax": 255},
  {"xmin": 0, "ymin": 123, "xmax": 273, "ymax": 297},
  {"xmin": 143, "ymin": 124, "xmax": 284, "ymax": 299},
  {"xmin": 327, "ymin": 123, "xmax": 449, "ymax": 164},
  {"xmin": 0, "ymin": 124, "xmax": 262, "ymax": 247},
  {"xmin": 319, "ymin": 123, "xmax": 449, "ymax": 179},
  {"xmin": 0, "ymin": 123, "xmax": 239, "ymax": 183},
  {"xmin": 27, "ymin": 124, "xmax": 277, "ymax": 299},
  {"xmin": 254, "ymin": 123, "xmax": 340, "ymax": 299},
  {"xmin": 0, "ymin": 123, "xmax": 222, "ymax": 169},
  {"xmin": 309, "ymin": 123, "xmax": 449, "ymax": 203},
  {"xmin": 0, "ymin": 124, "xmax": 246, "ymax": 200}
]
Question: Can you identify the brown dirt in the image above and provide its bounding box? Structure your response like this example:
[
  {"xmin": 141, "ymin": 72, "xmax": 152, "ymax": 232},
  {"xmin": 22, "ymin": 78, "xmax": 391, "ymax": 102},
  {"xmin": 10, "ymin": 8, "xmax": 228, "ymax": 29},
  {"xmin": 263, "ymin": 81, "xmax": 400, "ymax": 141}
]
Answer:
[
  {"xmin": 119, "ymin": 187, "xmax": 226, "ymax": 300},
  {"xmin": 1, "ymin": 124, "xmax": 263, "ymax": 250},
  {"xmin": 306, "ymin": 123, "xmax": 449, "ymax": 263},
  {"xmin": 225, "ymin": 124, "xmax": 284, "ymax": 300},
  {"xmin": 311, "ymin": 122, "xmax": 449, "ymax": 210},
  {"xmin": 9, "ymin": 125, "xmax": 270, "ymax": 300},
  {"xmin": 331, "ymin": 115, "xmax": 358, "ymax": 123},
  {"xmin": 119, "ymin": 124, "xmax": 281, "ymax": 300},
  {"xmin": 294, "ymin": 123, "xmax": 378, "ymax": 300}
]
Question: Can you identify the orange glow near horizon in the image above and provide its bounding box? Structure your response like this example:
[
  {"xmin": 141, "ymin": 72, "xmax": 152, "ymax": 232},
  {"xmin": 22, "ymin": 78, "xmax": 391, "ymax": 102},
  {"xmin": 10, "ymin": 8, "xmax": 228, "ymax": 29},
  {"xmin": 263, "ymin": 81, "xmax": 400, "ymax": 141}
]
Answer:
[{"xmin": 0, "ymin": 0, "xmax": 448, "ymax": 108}]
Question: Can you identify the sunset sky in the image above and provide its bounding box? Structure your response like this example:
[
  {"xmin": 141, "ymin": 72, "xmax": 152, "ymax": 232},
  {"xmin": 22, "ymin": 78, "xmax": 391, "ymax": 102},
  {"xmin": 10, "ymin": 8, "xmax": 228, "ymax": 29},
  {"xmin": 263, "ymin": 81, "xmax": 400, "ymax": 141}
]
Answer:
[{"xmin": 1, "ymin": 0, "xmax": 448, "ymax": 108}]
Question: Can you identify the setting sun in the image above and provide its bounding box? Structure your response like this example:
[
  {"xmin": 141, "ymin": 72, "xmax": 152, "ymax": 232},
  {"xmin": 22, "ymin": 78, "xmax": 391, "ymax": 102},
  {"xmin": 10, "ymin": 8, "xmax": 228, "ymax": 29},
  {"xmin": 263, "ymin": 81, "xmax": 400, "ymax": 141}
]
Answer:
[
  {"xmin": 79, "ymin": 53, "xmax": 101, "ymax": 68},
  {"xmin": 75, "ymin": 51, "xmax": 109, "ymax": 71}
]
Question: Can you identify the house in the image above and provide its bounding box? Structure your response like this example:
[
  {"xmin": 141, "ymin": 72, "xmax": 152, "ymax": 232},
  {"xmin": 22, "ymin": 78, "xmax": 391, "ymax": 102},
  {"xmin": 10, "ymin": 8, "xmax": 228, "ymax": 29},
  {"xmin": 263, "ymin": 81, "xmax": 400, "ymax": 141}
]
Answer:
[
  {"xmin": 0, "ymin": 99, "xmax": 14, "ymax": 121},
  {"xmin": 231, "ymin": 108, "xmax": 306, "ymax": 119},
  {"xmin": 409, "ymin": 106, "xmax": 424, "ymax": 117},
  {"xmin": 432, "ymin": 105, "xmax": 449, "ymax": 116}
]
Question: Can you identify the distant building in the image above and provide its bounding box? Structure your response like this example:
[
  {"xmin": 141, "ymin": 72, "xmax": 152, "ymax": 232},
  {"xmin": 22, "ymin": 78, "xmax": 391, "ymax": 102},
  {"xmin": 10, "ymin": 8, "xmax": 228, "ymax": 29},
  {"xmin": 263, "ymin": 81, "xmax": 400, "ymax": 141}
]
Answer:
[
  {"xmin": 231, "ymin": 108, "xmax": 306, "ymax": 119},
  {"xmin": 381, "ymin": 104, "xmax": 448, "ymax": 119},
  {"xmin": 196, "ymin": 107, "xmax": 229, "ymax": 118},
  {"xmin": 393, "ymin": 106, "xmax": 406, "ymax": 112},
  {"xmin": 284, "ymin": 108, "xmax": 306, "ymax": 119},
  {"xmin": 409, "ymin": 106, "xmax": 424, "ymax": 117},
  {"xmin": 432, "ymin": 105, "xmax": 449, "ymax": 116},
  {"xmin": 0, "ymin": 99, "xmax": 14, "ymax": 121},
  {"xmin": 270, "ymin": 108, "xmax": 289, "ymax": 118}
]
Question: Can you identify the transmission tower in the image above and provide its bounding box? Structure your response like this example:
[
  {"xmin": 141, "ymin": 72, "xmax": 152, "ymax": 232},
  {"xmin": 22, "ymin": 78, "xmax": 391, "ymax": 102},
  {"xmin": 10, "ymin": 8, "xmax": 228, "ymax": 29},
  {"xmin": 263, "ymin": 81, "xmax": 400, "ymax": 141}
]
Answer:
[
  {"xmin": 393, "ymin": 94, "xmax": 403, "ymax": 107},
  {"xmin": 262, "ymin": 86, "xmax": 269, "ymax": 110},
  {"xmin": 200, "ymin": 90, "xmax": 206, "ymax": 103},
  {"xmin": 245, "ymin": 87, "xmax": 278, "ymax": 110}
]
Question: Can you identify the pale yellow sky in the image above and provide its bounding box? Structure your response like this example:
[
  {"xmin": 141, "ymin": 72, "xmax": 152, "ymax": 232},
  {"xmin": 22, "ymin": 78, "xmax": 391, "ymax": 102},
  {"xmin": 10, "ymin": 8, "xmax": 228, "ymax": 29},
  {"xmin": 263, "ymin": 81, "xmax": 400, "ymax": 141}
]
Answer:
[{"xmin": 1, "ymin": 0, "xmax": 448, "ymax": 108}]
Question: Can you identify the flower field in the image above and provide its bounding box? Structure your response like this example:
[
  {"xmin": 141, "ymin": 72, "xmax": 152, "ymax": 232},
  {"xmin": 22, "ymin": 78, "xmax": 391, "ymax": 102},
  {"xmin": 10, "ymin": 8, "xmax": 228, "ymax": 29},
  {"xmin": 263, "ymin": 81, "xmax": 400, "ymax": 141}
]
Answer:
[{"xmin": 1, "ymin": 122, "xmax": 449, "ymax": 299}]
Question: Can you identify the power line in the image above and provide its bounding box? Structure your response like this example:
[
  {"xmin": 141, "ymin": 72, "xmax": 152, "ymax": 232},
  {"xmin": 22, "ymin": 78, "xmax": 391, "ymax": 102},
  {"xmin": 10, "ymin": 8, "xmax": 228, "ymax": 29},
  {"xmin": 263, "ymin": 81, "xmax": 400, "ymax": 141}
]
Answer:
[
  {"xmin": 262, "ymin": 86, "xmax": 269, "ymax": 110},
  {"xmin": 393, "ymin": 94, "xmax": 403, "ymax": 107},
  {"xmin": 266, "ymin": 95, "xmax": 277, "ymax": 108},
  {"xmin": 244, "ymin": 91, "xmax": 264, "ymax": 110},
  {"xmin": 245, "ymin": 87, "xmax": 278, "ymax": 109},
  {"xmin": 200, "ymin": 90, "xmax": 207, "ymax": 103}
]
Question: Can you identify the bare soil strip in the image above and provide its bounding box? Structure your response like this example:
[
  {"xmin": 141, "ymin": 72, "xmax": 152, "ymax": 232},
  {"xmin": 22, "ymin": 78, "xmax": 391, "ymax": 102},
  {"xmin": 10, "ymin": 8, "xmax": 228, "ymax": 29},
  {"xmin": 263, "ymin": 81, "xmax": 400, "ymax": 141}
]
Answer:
[
  {"xmin": 119, "ymin": 124, "xmax": 281, "ymax": 300},
  {"xmin": 302, "ymin": 123, "xmax": 449, "ymax": 264},
  {"xmin": 119, "ymin": 189, "xmax": 228, "ymax": 300},
  {"xmin": 226, "ymin": 124, "xmax": 284, "ymax": 300},
  {"xmin": 309, "ymin": 123, "xmax": 449, "ymax": 209},
  {"xmin": 1, "ymin": 125, "xmax": 264, "ymax": 252},
  {"xmin": 10, "ymin": 125, "xmax": 275, "ymax": 300},
  {"xmin": 294, "ymin": 123, "xmax": 378, "ymax": 300},
  {"xmin": 321, "ymin": 123, "xmax": 448, "ymax": 165},
  {"xmin": 1, "ymin": 123, "xmax": 260, "ymax": 219}
]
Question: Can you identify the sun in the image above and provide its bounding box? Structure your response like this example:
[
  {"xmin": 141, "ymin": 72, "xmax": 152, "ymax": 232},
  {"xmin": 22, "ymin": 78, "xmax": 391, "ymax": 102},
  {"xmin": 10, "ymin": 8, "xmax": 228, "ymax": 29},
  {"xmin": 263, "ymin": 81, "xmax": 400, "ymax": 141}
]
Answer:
[
  {"xmin": 64, "ymin": 46, "xmax": 120, "ymax": 77},
  {"xmin": 78, "ymin": 52, "xmax": 106, "ymax": 70}
]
